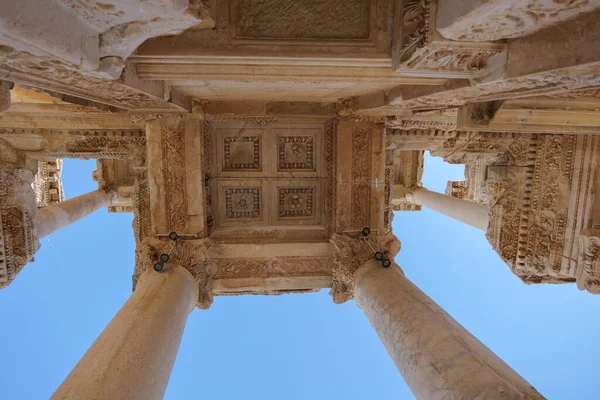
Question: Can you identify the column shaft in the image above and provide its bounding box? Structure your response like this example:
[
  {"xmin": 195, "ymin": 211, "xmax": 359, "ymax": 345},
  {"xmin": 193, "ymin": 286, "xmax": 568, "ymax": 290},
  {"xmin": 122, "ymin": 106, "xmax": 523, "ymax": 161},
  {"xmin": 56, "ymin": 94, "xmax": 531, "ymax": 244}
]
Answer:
[
  {"xmin": 354, "ymin": 261, "xmax": 544, "ymax": 400},
  {"xmin": 51, "ymin": 265, "xmax": 199, "ymax": 400},
  {"xmin": 412, "ymin": 187, "xmax": 489, "ymax": 231},
  {"xmin": 34, "ymin": 188, "xmax": 113, "ymax": 239}
]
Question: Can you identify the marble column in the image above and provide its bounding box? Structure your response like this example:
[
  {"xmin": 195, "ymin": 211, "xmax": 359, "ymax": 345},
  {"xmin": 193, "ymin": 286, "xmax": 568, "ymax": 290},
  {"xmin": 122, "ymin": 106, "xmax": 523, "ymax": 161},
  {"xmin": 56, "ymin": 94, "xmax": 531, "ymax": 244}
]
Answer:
[
  {"xmin": 409, "ymin": 186, "xmax": 489, "ymax": 231},
  {"xmin": 354, "ymin": 260, "xmax": 545, "ymax": 400},
  {"xmin": 34, "ymin": 188, "xmax": 114, "ymax": 239},
  {"xmin": 51, "ymin": 265, "xmax": 199, "ymax": 400}
]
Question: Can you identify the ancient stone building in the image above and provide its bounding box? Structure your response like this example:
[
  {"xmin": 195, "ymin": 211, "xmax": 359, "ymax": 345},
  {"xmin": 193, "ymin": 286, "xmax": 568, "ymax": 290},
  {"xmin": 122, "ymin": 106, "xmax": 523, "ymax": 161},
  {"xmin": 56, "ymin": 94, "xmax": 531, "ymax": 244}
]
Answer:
[{"xmin": 1, "ymin": 1, "xmax": 599, "ymax": 398}]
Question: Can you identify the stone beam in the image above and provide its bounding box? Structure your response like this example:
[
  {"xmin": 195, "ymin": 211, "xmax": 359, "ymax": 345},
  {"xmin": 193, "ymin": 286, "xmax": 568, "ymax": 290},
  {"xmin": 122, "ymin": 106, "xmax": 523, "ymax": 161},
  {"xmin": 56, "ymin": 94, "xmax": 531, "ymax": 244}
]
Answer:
[
  {"xmin": 0, "ymin": 58, "xmax": 187, "ymax": 112},
  {"xmin": 146, "ymin": 116, "xmax": 207, "ymax": 237},
  {"xmin": 0, "ymin": 128, "xmax": 146, "ymax": 160},
  {"xmin": 390, "ymin": 10, "xmax": 600, "ymax": 109},
  {"xmin": 335, "ymin": 120, "xmax": 388, "ymax": 234},
  {"xmin": 457, "ymin": 103, "xmax": 600, "ymax": 134},
  {"xmin": 436, "ymin": 0, "xmax": 600, "ymax": 42}
]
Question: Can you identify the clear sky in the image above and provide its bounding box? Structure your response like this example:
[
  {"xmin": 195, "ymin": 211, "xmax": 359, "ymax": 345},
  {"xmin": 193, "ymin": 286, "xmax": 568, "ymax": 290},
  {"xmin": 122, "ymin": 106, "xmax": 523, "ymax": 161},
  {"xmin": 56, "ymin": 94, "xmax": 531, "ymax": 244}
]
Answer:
[{"xmin": 1, "ymin": 155, "xmax": 599, "ymax": 399}]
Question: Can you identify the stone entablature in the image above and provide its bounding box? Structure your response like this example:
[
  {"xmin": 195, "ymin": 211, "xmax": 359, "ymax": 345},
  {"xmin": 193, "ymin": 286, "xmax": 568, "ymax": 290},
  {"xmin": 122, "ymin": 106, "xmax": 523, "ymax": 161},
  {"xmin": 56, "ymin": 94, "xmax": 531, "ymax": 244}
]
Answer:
[{"xmin": 33, "ymin": 159, "xmax": 64, "ymax": 207}]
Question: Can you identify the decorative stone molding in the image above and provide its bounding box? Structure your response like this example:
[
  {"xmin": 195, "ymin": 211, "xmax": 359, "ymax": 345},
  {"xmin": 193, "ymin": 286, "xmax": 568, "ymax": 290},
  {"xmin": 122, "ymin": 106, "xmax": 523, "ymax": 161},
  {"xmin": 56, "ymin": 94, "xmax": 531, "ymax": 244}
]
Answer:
[
  {"xmin": 486, "ymin": 134, "xmax": 600, "ymax": 285},
  {"xmin": 0, "ymin": 164, "xmax": 38, "ymax": 288},
  {"xmin": 392, "ymin": 0, "xmax": 505, "ymax": 77},
  {"xmin": 577, "ymin": 230, "xmax": 600, "ymax": 294},
  {"xmin": 436, "ymin": 0, "xmax": 600, "ymax": 42},
  {"xmin": 330, "ymin": 233, "xmax": 401, "ymax": 304},
  {"xmin": 33, "ymin": 159, "xmax": 64, "ymax": 207},
  {"xmin": 135, "ymin": 238, "xmax": 215, "ymax": 309},
  {"xmin": 0, "ymin": 0, "xmax": 210, "ymax": 79}
]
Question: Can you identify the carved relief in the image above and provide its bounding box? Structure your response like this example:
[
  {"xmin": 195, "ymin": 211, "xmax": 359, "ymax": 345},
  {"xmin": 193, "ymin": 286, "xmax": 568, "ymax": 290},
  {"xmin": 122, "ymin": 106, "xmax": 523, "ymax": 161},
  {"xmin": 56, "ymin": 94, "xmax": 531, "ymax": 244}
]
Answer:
[
  {"xmin": 577, "ymin": 230, "xmax": 600, "ymax": 294},
  {"xmin": 278, "ymin": 187, "xmax": 314, "ymax": 218},
  {"xmin": 225, "ymin": 187, "xmax": 262, "ymax": 220},
  {"xmin": 395, "ymin": 0, "xmax": 429, "ymax": 64},
  {"xmin": 486, "ymin": 134, "xmax": 599, "ymax": 285},
  {"xmin": 0, "ymin": 165, "xmax": 38, "ymax": 288},
  {"xmin": 161, "ymin": 121, "xmax": 188, "ymax": 233},
  {"xmin": 224, "ymin": 136, "xmax": 261, "ymax": 170},
  {"xmin": 233, "ymin": 0, "xmax": 372, "ymax": 40},
  {"xmin": 437, "ymin": 0, "xmax": 600, "ymax": 42},
  {"xmin": 351, "ymin": 126, "xmax": 373, "ymax": 228},
  {"xmin": 214, "ymin": 257, "xmax": 330, "ymax": 279},
  {"xmin": 134, "ymin": 238, "xmax": 215, "ymax": 309},
  {"xmin": 33, "ymin": 159, "xmax": 64, "ymax": 207},
  {"xmin": 278, "ymin": 135, "xmax": 315, "ymax": 171},
  {"xmin": 330, "ymin": 234, "xmax": 401, "ymax": 304}
]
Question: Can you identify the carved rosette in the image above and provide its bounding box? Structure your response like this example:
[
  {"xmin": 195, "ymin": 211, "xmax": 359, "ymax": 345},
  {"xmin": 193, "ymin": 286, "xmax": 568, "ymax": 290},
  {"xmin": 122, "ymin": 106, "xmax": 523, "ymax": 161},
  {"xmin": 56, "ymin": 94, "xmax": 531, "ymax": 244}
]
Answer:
[
  {"xmin": 134, "ymin": 238, "xmax": 215, "ymax": 309},
  {"xmin": 330, "ymin": 234, "xmax": 401, "ymax": 304},
  {"xmin": 0, "ymin": 166, "xmax": 38, "ymax": 288},
  {"xmin": 577, "ymin": 230, "xmax": 600, "ymax": 294}
]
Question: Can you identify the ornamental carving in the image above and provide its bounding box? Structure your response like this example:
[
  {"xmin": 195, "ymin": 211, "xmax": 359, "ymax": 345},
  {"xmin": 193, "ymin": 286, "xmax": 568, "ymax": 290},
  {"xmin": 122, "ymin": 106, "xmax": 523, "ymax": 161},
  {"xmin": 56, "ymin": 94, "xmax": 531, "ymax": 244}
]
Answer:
[
  {"xmin": 161, "ymin": 120, "xmax": 189, "ymax": 233},
  {"xmin": 33, "ymin": 160, "xmax": 64, "ymax": 207},
  {"xmin": 330, "ymin": 234, "xmax": 401, "ymax": 304},
  {"xmin": 577, "ymin": 230, "xmax": 600, "ymax": 294},
  {"xmin": 396, "ymin": 0, "xmax": 429, "ymax": 64},
  {"xmin": 278, "ymin": 135, "xmax": 315, "ymax": 171},
  {"xmin": 225, "ymin": 187, "xmax": 262, "ymax": 220},
  {"xmin": 486, "ymin": 134, "xmax": 599, "ymax": 285},
  {"xmin": 278, "ymin": 187, "xmax": 314, "ymax": 218},
  {"xmin": 134, "ymin": 238, "xmax": 215, "ymax": 309},
  {"xmin": 224, "ymin": 136, "xmax": 261, "ymax": 170},
  {"xmin": 351, "ymin": 126, "xmax": 373, "ymax": 228},
  {"xmin": 0, "ymin": 165, "xmax": 38, "ymax": 288}
]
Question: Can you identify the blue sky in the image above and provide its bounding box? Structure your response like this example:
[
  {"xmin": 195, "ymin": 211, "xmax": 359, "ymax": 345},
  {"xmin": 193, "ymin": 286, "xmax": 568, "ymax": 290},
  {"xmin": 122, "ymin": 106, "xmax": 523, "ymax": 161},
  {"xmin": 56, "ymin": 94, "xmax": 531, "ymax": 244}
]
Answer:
[{"xmin": 0, "ymin": 155, "xmax": 598, "ymax": 399}]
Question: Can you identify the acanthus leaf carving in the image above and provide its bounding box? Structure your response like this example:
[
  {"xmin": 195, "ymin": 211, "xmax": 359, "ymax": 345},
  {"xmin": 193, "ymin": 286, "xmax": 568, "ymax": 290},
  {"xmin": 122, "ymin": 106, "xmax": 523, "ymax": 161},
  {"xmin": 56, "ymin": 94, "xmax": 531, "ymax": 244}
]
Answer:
[
  {"xmin": 134, "ymin": 238, "xmax": 215, "ymax": 309},
  {"xmin": 330, "ymin": 234, "xmax": 400, "ymax": 304}
]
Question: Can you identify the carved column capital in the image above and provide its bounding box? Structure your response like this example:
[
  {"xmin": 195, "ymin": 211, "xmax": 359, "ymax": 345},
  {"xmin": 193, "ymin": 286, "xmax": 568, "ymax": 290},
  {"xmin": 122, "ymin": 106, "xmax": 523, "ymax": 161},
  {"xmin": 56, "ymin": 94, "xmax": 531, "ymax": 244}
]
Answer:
[
  {"xmin": 329, "ymin": 234, "xmax": 401, "ymax": 304},
  {"xmin": 135, "ymin": 238, "xmax": 215, "ymax": 309}
]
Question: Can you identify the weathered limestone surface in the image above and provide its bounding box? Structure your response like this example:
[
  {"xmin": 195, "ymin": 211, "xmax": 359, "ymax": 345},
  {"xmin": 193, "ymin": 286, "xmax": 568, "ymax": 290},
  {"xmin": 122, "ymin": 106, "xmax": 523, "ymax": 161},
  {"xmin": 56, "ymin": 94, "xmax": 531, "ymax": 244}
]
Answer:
[
  {"xmin": 355, "ymin": 259, "xmax": 545, "ymax": 400},
  {"xmin": 0, "ymin": 80, "xmax": 10, "ymax": 114},
  {"xmin": 34, "ymin": 188, "xmax": 115, "ymax": 239},
  {"xmin": 436, "ymin": 0, "xmax": 600, "ymax": 41},
  {"xmin": 51, "ymin": 265, "xmax": 198, "ymax": 400},
  {"xmin": 0, "ymin": 0, "xmax": 210, "ymax": 79},
  {"xmin": 0, "ymin": 151, "xmax": 38, "ymax": 288}
]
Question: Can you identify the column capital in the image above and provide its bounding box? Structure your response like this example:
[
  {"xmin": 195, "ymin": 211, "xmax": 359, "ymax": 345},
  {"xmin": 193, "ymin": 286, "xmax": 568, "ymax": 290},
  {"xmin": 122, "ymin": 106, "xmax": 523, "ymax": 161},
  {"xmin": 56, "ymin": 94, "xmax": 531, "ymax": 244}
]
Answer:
[
  {"xmin": 329, "ymin": 233, "xmax": 401, "ymax": 304},
  {"xmin": 135, "ymin": 238, "xmax": 215, "ymax": 309}
]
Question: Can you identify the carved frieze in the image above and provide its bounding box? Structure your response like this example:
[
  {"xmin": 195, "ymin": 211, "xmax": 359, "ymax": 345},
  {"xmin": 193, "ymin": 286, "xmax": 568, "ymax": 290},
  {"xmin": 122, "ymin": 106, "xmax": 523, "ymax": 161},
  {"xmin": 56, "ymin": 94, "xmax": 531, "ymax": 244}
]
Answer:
[
  {"xmin": 486, "ymin": 134, "xmax": 600, "ymax": 286},
  {"xmin": 33, "ymin": 159, "xmax": 64, "ymax": 207},
  {"xmin": 0, "ymin": 165, "xmax": 38, "ymax": 288},
  {"xmin": 577, "ymin": 230, "xmax": 600, "ymax": 294}
]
